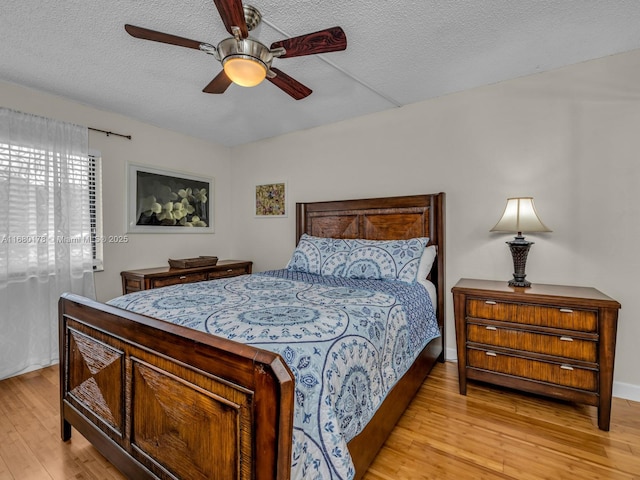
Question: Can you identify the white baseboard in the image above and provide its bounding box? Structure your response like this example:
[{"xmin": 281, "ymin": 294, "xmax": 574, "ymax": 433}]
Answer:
[
  {"xmin": 444, "ymin": 347, "xmax": 457, "ymax": 363},
  {"xmin": 443, "ymin": 349, "xmax": 640, "ymax": 402},
  {"xmin": 613, "ymin": 381, "xmax": 640, "ymax": 402}
]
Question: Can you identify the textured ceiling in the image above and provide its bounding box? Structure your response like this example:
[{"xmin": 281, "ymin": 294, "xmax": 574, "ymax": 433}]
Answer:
[{"xmin": 2, "ymin": 1, "xmax": 640, "ymax": 147}]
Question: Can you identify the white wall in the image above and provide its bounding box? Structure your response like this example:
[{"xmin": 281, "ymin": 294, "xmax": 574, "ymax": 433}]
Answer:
[
  {"xmin": 230, "ymin": 50, "xmax": 640, "ymax": 399},
  {"xmin": 0, "ymin": 80, "xmax": 233, "ymax": 302}
]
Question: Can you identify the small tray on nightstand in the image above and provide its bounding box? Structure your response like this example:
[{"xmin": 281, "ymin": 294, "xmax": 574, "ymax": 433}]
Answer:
[{"xmin": 168, "ymin": 256, "xmax": 218, "ymax": 269}]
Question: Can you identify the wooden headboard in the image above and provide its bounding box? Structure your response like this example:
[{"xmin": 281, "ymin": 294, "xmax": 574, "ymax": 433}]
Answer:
[{"xmin": 295, "ymin": 193, "xmax": 446, "ymax": 341}]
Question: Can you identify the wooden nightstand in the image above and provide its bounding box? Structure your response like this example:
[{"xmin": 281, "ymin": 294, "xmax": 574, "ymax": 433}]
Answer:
[
  {"xmin": 451, "ymin": 278, "xmax": 621, "ymax": 431},
  {"xmin": 121, "ymin": 260, "xmax": 252, "ymax": 294}
]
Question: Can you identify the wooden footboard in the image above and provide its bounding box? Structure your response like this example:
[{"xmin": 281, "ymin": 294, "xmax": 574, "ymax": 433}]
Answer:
[{"xmin": 59, "ymin": 293, "xmax": 295, "ymax": 480}]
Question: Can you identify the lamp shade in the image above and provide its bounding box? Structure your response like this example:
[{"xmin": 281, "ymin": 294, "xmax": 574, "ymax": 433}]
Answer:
[{"xmin": 490, "ymin": 197, "xmax": 551, "ymax": 234}]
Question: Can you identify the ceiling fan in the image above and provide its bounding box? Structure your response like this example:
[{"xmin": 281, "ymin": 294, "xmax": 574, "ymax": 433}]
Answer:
[{"xmin": 124, "ymin": 0, "xmax": 347, "ymax": 100}]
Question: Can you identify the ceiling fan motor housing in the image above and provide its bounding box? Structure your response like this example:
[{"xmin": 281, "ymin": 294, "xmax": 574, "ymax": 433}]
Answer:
[{"xmin": 216, "ymin": 37, "xmax": 273, "ymax": 70}]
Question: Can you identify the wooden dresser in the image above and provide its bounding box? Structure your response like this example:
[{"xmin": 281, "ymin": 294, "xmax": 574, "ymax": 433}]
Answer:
[
  {"xmin": 452, "ymin": 278, "xmax": 621, "ymax": 431},
  {"xmin": 121, "ymin": 260, "xmax": 252, "ymax": 294}
]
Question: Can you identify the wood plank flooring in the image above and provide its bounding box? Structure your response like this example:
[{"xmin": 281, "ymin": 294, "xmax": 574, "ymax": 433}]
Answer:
[{"xmin": 0, "ymin": 361, "xmax": 638, "ymax": 479}]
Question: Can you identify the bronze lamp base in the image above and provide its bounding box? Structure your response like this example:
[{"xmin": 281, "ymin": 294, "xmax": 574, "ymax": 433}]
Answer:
[{"xmin": 507, "ymin": 234, "xmax": 533, "ymax": 287}]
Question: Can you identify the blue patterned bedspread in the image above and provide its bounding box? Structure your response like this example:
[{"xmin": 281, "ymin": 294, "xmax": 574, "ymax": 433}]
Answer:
[{"xmin": 107, "ymin": 269, "xmax": 439, "ymax": 480}]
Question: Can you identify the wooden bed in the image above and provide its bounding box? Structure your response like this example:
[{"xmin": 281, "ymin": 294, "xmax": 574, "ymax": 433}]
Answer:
[{"xmin": 59, "ymin": 192, "xmax": 446, "ymax": 480}]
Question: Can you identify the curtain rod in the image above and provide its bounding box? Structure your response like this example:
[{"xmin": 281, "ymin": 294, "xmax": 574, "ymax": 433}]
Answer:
[{"xmin": 89, "ymin": 127, "xmax": 132, "ymax": 140}]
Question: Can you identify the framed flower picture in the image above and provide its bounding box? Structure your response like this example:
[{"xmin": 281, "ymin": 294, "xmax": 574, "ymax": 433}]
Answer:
[
  {"xmin": 255, "ymin": 182, "xmax": 287, "ymax": 217},
  {"xmin": 127, "ymin": 163, "xmax": 214, "ymax": 233}
]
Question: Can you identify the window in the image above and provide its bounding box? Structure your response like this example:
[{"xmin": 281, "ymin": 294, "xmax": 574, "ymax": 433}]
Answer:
[{"xmin": 0, "ymin": 142, "xmax": 102, "ymax": 276}]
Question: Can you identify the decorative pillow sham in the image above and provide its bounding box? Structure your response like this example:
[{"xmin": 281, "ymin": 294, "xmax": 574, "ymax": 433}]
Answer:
[
  {"xmin": 341, "ymin": 237, "xmax": 429, "ymax": 283},
  {"xmin": 286, "ymin": 234, "xmax": 352, "ymax": 276},
  {"xmin": 417, "ymin": 245, "xmax": 437, "ymax": 282}
]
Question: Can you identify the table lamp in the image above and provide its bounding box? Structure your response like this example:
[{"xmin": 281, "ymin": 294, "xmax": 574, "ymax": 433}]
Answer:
[{"xmin": 490, "ymin": 197, "xmax": 551, "ymax": 287}]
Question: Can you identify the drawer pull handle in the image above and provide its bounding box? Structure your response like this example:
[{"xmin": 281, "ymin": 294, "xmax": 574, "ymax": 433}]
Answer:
[
  {"xmin": 560, "ymin": 365, "xmax": 574, "ymax": 371},
  {"xmin": 559, "ymin": 308, "xmax": 574, "ymax": 313},
  {"xmin": 560, "ymin": 336, "xmax": 574, "ymax": 342},
  {"xmin": 485, "ymin": 301, "xmax": 497, "ymax": 305},
  {"xmin": 179, "ymin": 275, "xmax": 187, "ymax": 280},
  {"xmin": 485, "ymin": 351, "xmax": 497, "ymax": 357},
  {"xmin": 485, "ymin": 326, "xmax": 497, "ymax": 331}
]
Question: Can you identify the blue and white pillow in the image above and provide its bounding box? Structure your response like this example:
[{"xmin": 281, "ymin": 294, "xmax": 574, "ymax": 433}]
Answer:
[
  {"xmin": 286, "ymin": 234, "xmax": 352, "ymax": 276},
  {"xmin": 342, "ymin": 237, "xmax": 429, "ymax": 283}
]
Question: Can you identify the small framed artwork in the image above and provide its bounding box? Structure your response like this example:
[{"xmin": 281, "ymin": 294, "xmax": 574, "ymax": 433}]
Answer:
[
  {"xmin": 255, "ymin": 182, "xmax": 287, "ymax": 217},
  {"xmin": 127, "ymin": 163, "xmax": 214, "ymax": 233}
]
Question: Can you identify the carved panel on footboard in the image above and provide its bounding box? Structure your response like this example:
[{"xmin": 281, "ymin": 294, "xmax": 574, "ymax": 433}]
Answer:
[
  {"xmin": 130, "ymin": 359, "xmax": 254, "ymax": 480},
  {"xmin": 65, "ymin": 328, "xmax": 124, "ymax": 437}
]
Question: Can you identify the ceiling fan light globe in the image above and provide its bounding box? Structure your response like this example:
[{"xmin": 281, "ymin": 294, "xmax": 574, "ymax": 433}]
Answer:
[{"xmin": 223, "ymin": 56, "xmax": 267, "ymax": 87}]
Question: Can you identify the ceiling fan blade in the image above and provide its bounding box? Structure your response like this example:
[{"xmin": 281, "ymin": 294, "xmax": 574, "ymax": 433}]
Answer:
[
  {"xmin": 270, "ymin": 27, "xmax": 347, "ymax": 58},
  {"xmin": 212, "ymin": 0, "xmax": 248, "ymax": 38},
  {"xmin": 125, "ymin": 24, "xmax": 205, "ymax": 50},
  {"xmin": 203, "ymin": 71, "xmax": 233, "ymax": 94},
  {"xmin": 267, "ymin": 68, "xmax": 312, "ymax": 100}
]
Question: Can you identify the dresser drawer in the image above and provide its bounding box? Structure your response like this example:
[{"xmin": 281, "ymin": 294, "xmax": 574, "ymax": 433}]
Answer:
[
  {"xmin": 467, "ymin": 298, "xmax": 597, "ymax": 332},
  {"xmin": 122, "ymin": 277, "xmax": 143, "ymax": 293},
  {"xmin": 150, "ymin": 272, "xmax": 208, "ymax": 288},
  {"xmin": 208, "ymin": 267, "xmax": 249, "ymax": 280},
  {"xmin": 467, "ymin": 323, "xmax": 597, "ymax": 362},
  {"xmin": 467, "ymin": 348, "xmax": 598, "ymax": 391}
]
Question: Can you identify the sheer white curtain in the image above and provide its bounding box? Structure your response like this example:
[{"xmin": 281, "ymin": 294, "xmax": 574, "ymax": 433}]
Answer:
[{"xmin": 0, "ymin": 108, "xmax": 96, "ymax": 379}]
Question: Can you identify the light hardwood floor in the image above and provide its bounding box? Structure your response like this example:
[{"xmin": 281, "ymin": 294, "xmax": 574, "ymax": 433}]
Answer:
[{"xmin": 0, "ymin": 361, "xmax": 638, "ymax": 479}]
